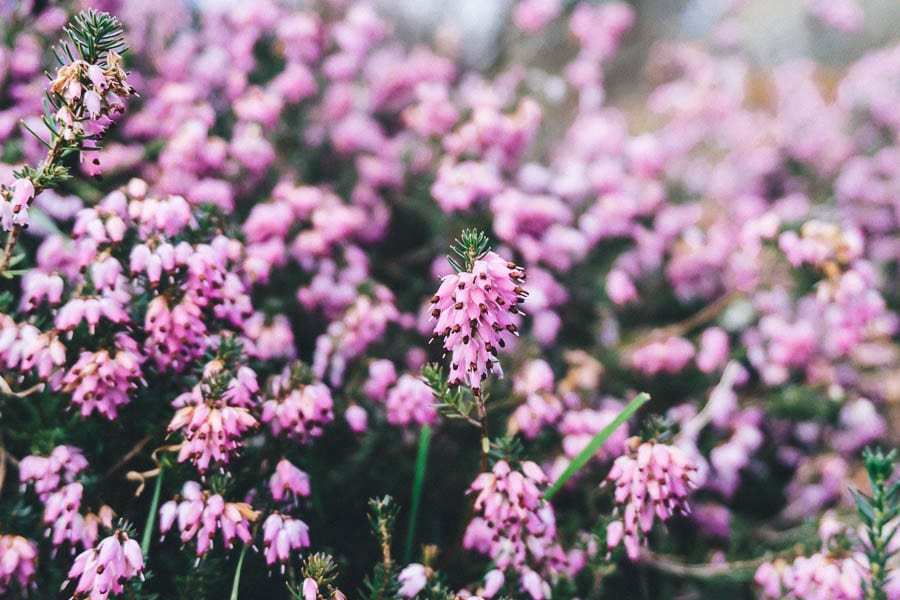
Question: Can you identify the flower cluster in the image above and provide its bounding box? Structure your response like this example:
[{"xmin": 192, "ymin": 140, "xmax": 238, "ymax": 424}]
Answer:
[
  {"xmin": 0, "ymin": 535, "xmax": 37, "ymax": 595},
  {"xmin": 168, "ymin": 357, "xmax": 260, "ymax": 474},
  {"xmin": 18, "ymin": 445, "xmax": 88, "ymax": 501},
  {"xmin": 464, "ymin": 460, "xmax": 566, "ymax": 598},
  {"xmin": 261, "ymin": 364, "xmax": 334, "ymax": 442},
  {"xmin": 430, "ymin": 250, "xmax": 527, "ymax": 390},
  {"xmin": 262, "ymin": 513, "xmax": 310, "ymax": 570},
  {"xmin": 158, "ymin": 481, "xmax": 258, "ymax": 558},
  {"xmin": 604, "ymin": 439, "xmax": 698, "ymax": 560},
  {"xmin": 269, "ymin": 458, "xmax": 311, "ymax": 506},
  {"xmin": 63, "ymin": 530, "xmax": 144, "ymax": 600}
]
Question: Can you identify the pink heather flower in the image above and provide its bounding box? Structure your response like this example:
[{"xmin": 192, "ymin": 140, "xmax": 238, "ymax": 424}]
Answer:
[
  {"xmin": 384, "ymin": 374, "xmax": 438, "ymax": 427},
  {"xmin": 513, "ymin": 359, "xmax": 555, "ymax": 395},
  {"xmin": 483, "ymin": 569, "xmax": 505, "ymax": 597},
  {"xmin": 261, "ymin": 370, "xmax": 334, "ymax": 443},
  {"xmin": 560, "ymin": 406, "xmax": 629, "ymax": 462},
  {"xmin": 344, "ymin": 404, "xmax": 368, "ymax": 433},
  {"xmin": 513, "ymin": 0, "xmax": 563, "ymax": 33},
  {"xmin": 755, "ymin": 552, "xmax": 866, "ymax": 599},
  {"xmin": 1, "ymin": 178, "xmax": 35, "ymax": 230},
  {"xmin": 604, "ymin": 439, "xmax": 698, "ymax": 560},
  {"xmin": 61, "ymin": 336, "xmax": 143, "ymax": 419},
  {"xmin": 269, "ymin": 458, "xmax": 311, "ymax": 505},
  {"xmin": 833, "ymin": 398, "xmax": 887, "ymax": 454},
  {"xmin": 55, "ymin": 296, "xmax": 131, "ymax": 334},
  {"xmin": 630, "ymin": 336, "xmax": 695, "ymax": 375},
  {"xmin": 302, "ymin": 577, "xmax": 318, "ymax": 600},
  {"xmin": 510, "ymin": 358, "xmax": 562, "ymax": 439},
  {"xmin": 606, "ymin": 269, "xmax": 638, "ymax": 305},
  {"xmin": 0, "ymin": 535, "xmax": 37, "ymax": 595},
  {"xmin": 169, "ymin": 382, "xmax": 258, "ymax": 474},
  {"xmin": 158, "ymin": 481, "xmax": 257, "ymax": 558},
  {"xmin": 262, "ymin": 513, "xmax": 310, "ymax": 571},
  {"xmin": 805, "ymin": 0, "xmax": 864, "ymax": 32},
  {"xmin": 696, "ymin": 327, "xmax": 730, "ymax": 373},
  {"xmin": 464, "ymin": 460, "xmax": 558, "ymax": 572},
  {"xmin": 63, "ymin": 530, "xmax": 144, "ymax": 600},
  {"xmin": 19, "ymin": 445, "xmax": 88, "ymax": 501},
  {"xmin": 430, "ymin": 161, "xmax": 504, "ymax": 213},
  {"xmin": 21, "ymin": 271, "xmax": 65, "ymax": 310},
  {"xmin": 398, "ymin": 563, "xmax": 429, "ymax": 598},
  {"xmin": 510, "ymin": 392, "xmax": 563, "ymax": 439},
  {"xmin": 43, "ymin": 482, "xmax": 85, "ymax": 549},
  {"xmin": 429, "ymin": 251, "xmax": 527, "ymax": 390},
  {"xmin": 363, "ymin": 359, "xmax": 397, "ymax": 400}
]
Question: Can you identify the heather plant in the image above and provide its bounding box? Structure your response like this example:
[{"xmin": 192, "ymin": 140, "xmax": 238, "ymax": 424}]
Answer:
[{"xmin": 0, "ymin": 0, "xmax": 897, "ymax": 599}]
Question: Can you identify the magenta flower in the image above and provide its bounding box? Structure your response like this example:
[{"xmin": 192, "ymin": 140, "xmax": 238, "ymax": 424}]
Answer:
[
  {"xmin": 61, "ymin": 336, "xmax": 143, "ymax": 419},
  {"xmin": 464, "ymin": 460, "xmax": 558, "ymax": 574},
  {"xmin": 158, "ymin": 481, "xmax": 257, "ymax": 558},
  {"xmin": 604, "ymin": 439, "xmax": 698, "ymax": 560},
  {"xmin": 63, "ymin": 529, "xmax": 144, "ymax": 599},
  {"xmin": 1, "ymin": 178, "xmax": 35, "ymax": 230},
  {"xmin": 363, "ymin": 358, "xmax": 397, "ymax": 400},
  {"xmin": 19, "ymin": 445, "xmax": 88, "ymax": 502},
  {"xmin": 397, "ymin": 563, "xmax": 429, "ymax": 597},
  {"xmin": 429, "ymin": 250, "xmax": 527, "ymax": 390},
  {"xmin": 384, "ymin": 374, "xmax": 438, "ymax": 427},
  {"xmin": 169, "ymin": 385, "xmax": 258, "ymax": 474},
  {"xmin": 261, "ymin": 368, "xmax": 334, "ymax": 443},
  {"xmin": 0, "ymin": 535, "xmax": 37, "ymax": 595},
  {"xmin": 755, "ymin": 552, "xmax": 866, "ymax": 599},
  {"xmin": 269, "ymin": 458, "xmax": 311, "ymax": 505},
  {"xmin": 261, "ymin": 513, "xmax": 310, "ymax": 571}
]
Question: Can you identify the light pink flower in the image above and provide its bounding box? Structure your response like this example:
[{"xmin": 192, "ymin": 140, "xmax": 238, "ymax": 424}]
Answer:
[{"xmin": 429, "ymin": 252, "xmax": 527, "ymax": 390}]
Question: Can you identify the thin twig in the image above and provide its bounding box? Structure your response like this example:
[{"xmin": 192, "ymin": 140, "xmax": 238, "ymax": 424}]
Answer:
[
  {"xmin": 0, "ymin": 125, "xmax": 66, "ymax": 273},
  {"xmin": 473, "ymin": 388, "xmax": 489, "ymax": 473},
  {"xmin": 0, "ymin": 431, "xmax": 6, "ymax": 496},
  {"xmin": 101, "ymin": 435, "xmax": 152, "ymax": 480},
  {"xmin": 0, "ymin": 376, "xmax": 45, "ymax": 398},
  {"xmin": 635, "ymin": 291, "xmax": 741, "ymax": 346},
  {"xmin": 640, "ymin": 549, "xmax": 766, "ymax": 580}
]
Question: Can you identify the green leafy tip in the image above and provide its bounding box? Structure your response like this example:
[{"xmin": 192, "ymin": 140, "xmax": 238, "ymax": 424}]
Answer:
[{"xmin": 448, "ymin": 229, "xmax": 491, "ymax": 273}]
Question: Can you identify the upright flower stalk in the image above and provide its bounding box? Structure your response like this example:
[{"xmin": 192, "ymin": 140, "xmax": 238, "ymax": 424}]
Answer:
[{"xmin": 429, "ymin": 229, "xmax": 527, "ymax": 468}]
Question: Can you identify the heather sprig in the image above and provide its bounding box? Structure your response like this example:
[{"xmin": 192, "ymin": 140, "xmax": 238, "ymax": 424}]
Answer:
[
  {"xmin": 361, "ymin": 496, "xmax": 400, "ymax": 600},
  {"xmin": 2, "ymin": 9, "xmax": 132, "ymax": 276},
  {"xmin": 852, "ymin": 447, "xmax": 899, "ymax": 600}
]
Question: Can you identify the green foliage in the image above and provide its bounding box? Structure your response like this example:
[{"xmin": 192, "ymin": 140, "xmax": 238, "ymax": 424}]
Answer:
[
  {"xmin": 422, "ymin": 363, "xmax": 478, "ymax": 426},
  {"xmin": 488, "ymin": 435, "xmax": 526, "ymax": 465},
  {"xmin": 62, "ymin": 9, "xmax": 127, "ymax": 64},
  {"xmin": 288, "ymin": 553, "xmax": 344, "ymax": 600},
  {"xmin": 448, "ymin": 228, "xmax": 491, "ymax": 272},
  {"xmin": 361, "ymin": 496, "xmax": 400, "ymax": 600},
  {"xmin": 852, "ymin": 447, "xmax": 899, "ymax": 600}
]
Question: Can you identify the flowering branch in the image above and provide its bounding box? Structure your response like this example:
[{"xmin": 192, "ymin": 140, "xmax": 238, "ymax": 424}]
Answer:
[{"xmin": 0, "ymin": 9, "xmax": 132, "ymax": 276}]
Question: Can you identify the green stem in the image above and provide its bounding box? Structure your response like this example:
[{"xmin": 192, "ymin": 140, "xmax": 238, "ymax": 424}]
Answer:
[
  {"xmin": 141, "ymin": 467, "xmax": 164, "ymax": 558},
  {"xmin": 403, "ymin": 424, "xmax": 431, "ymax": 564},
  {"xmin": 230, "ymin": 543, "xmax": 250, "ymax": 600},
  {"xmin": 544, "ymin": 392, "xmax": 650, "ymax": 500}
]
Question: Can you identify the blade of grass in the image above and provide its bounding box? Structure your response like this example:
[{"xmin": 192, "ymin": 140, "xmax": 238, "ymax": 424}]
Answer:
[
  {"xmin": 544, "ymin": 392, "xmax": 650, "ymax": 500},
  {"xmin": 403, "ymin": 424, "xmax": 431, "ymax": 564},
  {"xmin": 230, "ymin": 542, "xmax": 249, "ymax": 600},
  {"xmin": 141, "ymin": 467, "xmax": 164, "ymax": 558}
]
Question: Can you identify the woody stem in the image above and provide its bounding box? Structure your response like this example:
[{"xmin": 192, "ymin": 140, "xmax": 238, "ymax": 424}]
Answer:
[{"xmin": 474, "ymin": 387, "xmax": 489, "ymax": 472}]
